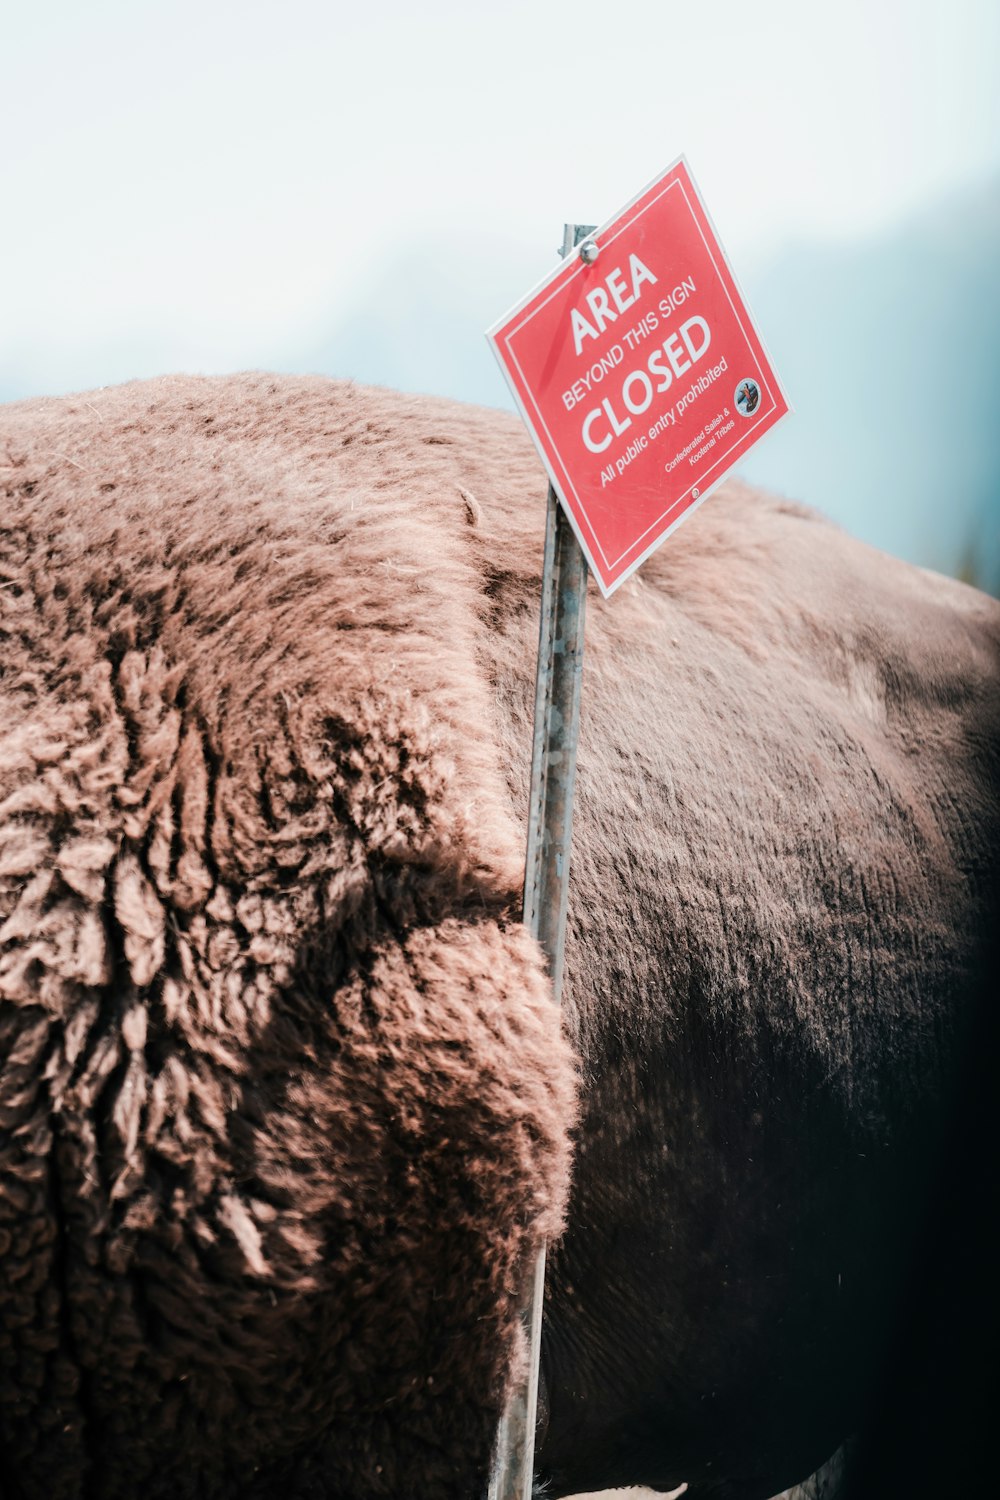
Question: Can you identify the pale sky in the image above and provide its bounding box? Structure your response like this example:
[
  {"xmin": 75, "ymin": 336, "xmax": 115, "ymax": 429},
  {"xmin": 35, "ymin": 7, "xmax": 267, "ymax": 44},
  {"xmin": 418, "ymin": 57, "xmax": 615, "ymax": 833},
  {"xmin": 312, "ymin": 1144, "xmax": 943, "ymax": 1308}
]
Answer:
[{"xmin": 3, "ymin": 0, "xmax": 999, "ymax": 397}]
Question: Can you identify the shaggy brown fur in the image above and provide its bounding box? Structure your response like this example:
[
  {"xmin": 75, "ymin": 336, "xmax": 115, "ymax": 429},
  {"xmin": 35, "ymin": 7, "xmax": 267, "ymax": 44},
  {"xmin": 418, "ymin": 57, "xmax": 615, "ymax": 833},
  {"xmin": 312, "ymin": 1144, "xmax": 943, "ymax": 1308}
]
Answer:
[
  {"xmin": 1, "ymin": 373, "xmax": 998, "ymax": 1500},
  {"xmin": 0, "ymin": 376, "xmax": 577, "ymax": 1499}
]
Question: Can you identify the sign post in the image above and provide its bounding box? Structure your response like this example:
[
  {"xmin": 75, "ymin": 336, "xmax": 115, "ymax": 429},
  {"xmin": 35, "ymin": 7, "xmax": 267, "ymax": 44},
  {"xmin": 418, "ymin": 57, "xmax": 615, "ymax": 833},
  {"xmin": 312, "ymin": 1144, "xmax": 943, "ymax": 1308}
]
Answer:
[
  {"xmin": 486, "ymin": 159, "xmax": 788, "ymax": 1497},
  {"xmin": 488, "ymin": 220, "xmax": 594, "ymax": 1500}
]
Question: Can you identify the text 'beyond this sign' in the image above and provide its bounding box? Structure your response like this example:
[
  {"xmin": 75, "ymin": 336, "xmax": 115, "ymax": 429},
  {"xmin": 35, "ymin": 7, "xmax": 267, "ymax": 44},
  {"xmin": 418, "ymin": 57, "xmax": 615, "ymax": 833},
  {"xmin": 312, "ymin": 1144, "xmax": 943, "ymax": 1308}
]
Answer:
[{"xmin": 487, "ymin": 158, "xmax": 790, "ymax": 597}]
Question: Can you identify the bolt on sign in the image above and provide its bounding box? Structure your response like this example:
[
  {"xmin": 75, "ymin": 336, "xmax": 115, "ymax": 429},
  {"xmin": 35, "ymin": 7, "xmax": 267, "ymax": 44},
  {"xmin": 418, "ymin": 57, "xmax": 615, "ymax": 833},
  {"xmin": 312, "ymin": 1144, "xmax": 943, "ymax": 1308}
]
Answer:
[{"xmin": 487, "ymin": 158, "xmax": 790, "ymax": 597}]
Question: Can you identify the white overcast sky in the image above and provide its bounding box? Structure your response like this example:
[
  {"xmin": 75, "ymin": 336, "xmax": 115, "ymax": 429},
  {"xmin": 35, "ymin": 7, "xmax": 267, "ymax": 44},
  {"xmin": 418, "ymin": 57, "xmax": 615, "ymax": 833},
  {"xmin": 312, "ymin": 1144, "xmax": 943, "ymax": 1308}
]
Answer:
[{"xmin": 3, "ymin": 0, "xmax": 999, "ymax": 397}]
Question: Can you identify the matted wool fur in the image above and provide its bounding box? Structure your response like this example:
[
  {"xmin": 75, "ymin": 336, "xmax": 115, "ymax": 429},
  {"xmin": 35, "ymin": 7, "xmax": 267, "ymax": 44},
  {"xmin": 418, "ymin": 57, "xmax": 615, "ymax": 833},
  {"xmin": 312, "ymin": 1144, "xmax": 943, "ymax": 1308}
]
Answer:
[
  {"xmin": 0, "ymin": 375, "xmax": 578, "ymax": 1500},
  {"xmin": 1, "ymin": 374, "xmax": 999, "ymax": 1500}
]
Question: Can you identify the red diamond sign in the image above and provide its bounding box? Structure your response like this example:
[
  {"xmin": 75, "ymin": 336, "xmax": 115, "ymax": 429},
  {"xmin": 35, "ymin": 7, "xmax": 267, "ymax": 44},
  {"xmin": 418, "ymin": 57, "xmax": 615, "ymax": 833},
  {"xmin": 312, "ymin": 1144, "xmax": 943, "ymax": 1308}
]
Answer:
[{"xmin": 487, "ymin": 158, "xmax": 790, "ymax": 597}]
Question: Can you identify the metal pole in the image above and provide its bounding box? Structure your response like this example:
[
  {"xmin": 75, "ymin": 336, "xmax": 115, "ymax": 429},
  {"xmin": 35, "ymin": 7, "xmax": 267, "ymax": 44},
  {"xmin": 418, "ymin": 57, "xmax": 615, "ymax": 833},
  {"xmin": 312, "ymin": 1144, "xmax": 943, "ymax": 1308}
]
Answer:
[{"xmin": 489, "ymin": 220, "xmax": 595, "ymax": 1500}]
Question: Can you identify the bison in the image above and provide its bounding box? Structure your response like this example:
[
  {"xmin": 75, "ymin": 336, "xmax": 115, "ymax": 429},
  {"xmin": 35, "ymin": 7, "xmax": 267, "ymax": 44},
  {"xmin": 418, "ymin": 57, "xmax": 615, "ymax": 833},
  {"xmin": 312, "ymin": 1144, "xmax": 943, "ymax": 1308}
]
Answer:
[{"xmin": 1, "ymin": 373, "xmax": 997, "ymax": 1500}]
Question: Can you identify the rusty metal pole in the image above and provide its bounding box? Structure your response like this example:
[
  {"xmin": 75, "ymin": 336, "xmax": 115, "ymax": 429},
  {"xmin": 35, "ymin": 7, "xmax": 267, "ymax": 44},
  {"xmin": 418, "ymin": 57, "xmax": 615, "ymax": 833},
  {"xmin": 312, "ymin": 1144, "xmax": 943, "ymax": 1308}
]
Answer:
[{"xmin": 488, "ymin": 220, "xmax": 595, "ymax": 1500}]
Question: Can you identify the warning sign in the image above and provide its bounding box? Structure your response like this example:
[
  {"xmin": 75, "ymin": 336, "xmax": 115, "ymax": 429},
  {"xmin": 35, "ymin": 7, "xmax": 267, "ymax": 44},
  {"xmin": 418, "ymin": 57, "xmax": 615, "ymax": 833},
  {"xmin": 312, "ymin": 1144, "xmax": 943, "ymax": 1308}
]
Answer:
[{"xmin": 487, "ymin": 158, "xmax": 790, "ymax": 596}]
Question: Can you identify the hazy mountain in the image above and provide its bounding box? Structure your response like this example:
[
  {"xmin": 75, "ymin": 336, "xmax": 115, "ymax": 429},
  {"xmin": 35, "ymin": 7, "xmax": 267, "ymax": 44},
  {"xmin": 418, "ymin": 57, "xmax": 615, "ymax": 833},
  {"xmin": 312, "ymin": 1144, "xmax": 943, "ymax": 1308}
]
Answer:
[
  {"xmin": 285, "ymin": 235, "xmax": 534, "ymax": 413},
  {"xmin": 738, "ymin": 180, "xmax": 1000, "ymax": 592}
]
